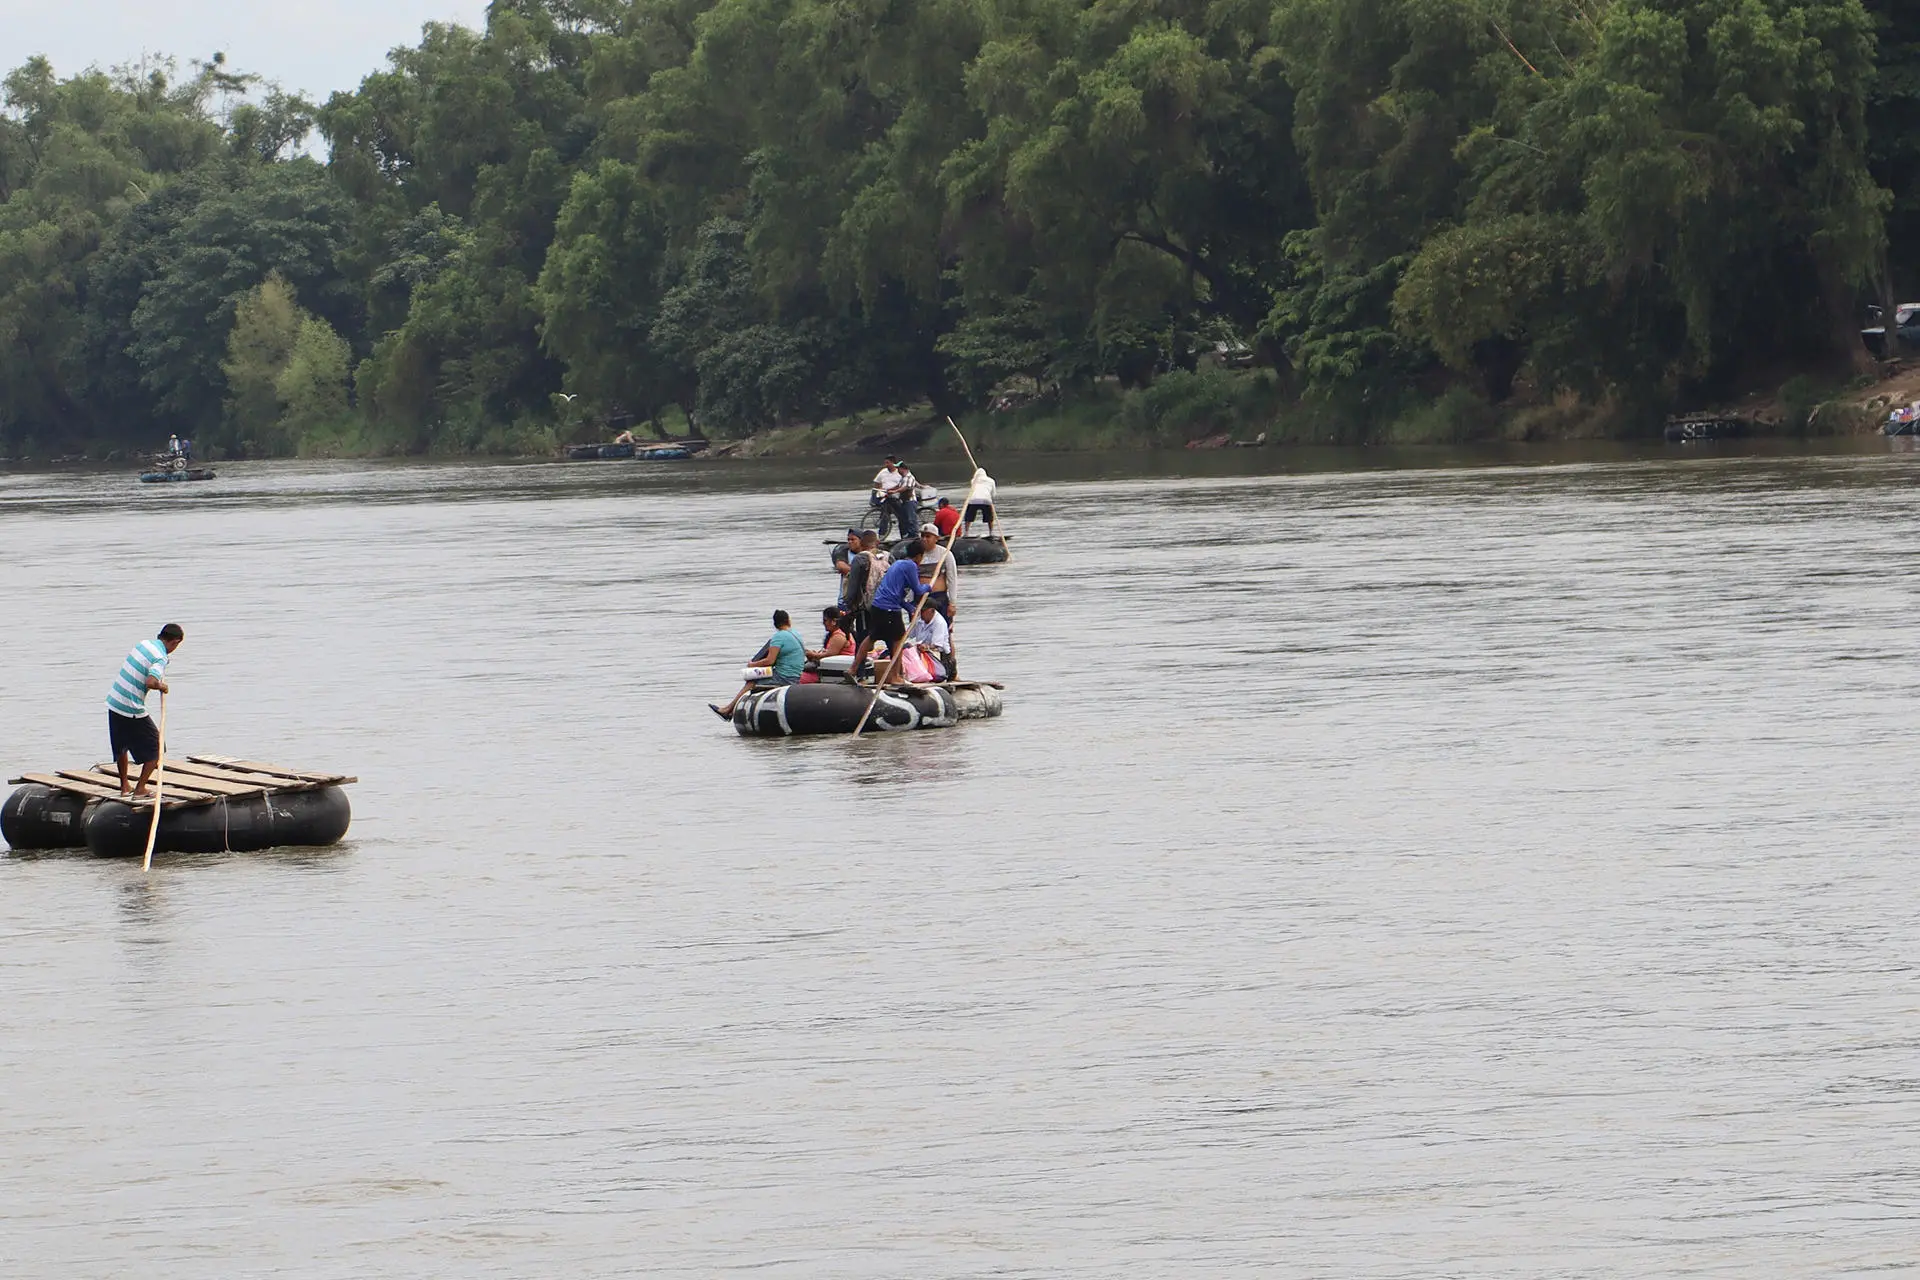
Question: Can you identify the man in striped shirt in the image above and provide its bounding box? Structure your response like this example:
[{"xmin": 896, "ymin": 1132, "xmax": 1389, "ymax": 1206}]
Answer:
[{"xmin": 108, "ymin": 624, "xmax": 183, "ymax": 796}]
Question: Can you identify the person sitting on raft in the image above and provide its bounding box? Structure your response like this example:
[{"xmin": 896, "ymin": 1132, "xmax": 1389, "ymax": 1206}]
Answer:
[
  {"xmin": 711, "ymin": 609, "xmax": 808, "ymax": 718},
  {"xmin": 914, "ymin": 524, "xmax": 960, "ymax": 675},
  {"xmin": 932, "ymin": 497, "xmax": 960, "ymax": 540},
  {"xmin": 801, "ymin": 606, "xmax": 853, "ymax": 682},
  {"xmin": 852, "ymin": 554, "xmax": 931, "ymax": 687},
  {"xmin": 905, "ymin": 597, "xmax": 952, "ymax": 681}
]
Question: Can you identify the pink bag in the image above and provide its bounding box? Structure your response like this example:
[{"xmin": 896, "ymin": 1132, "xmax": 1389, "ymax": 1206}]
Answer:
[{"xmin": 898, "ymin": 646, "xmax": 936, "ymax": 684}]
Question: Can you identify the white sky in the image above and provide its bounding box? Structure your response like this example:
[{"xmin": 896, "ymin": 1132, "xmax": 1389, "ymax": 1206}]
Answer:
[{"xmin": 1, "ymin": 0, "xmax": 491, "ymax": 101}]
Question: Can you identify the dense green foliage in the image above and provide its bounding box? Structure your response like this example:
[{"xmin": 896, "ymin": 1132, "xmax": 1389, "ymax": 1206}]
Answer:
[{"xmin": 1, "ymin": 0, "xmax": 1913, "ymax": 457}]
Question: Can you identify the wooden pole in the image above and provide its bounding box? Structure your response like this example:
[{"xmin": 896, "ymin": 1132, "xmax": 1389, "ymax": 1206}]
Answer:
[{"xmin": 142, "ymin": 692, "xmax": 167, "ymax": 872}]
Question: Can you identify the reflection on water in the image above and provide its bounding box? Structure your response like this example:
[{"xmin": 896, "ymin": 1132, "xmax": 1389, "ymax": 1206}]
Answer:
[{"xmin": 3, "ymin": 442, "xmax": 1920, "ymax": 1276}]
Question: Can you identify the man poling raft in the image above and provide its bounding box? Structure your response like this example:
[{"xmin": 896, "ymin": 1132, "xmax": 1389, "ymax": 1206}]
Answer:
[
  {"xmin": 1, "ymin": 625, "xmax": 356, "ymax": 859},
  {"xmin": 107, "ymin": 623, "xmax": 182, "ymax": 797}
]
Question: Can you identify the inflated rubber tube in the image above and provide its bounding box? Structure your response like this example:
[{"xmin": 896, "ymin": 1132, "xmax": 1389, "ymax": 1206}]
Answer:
[
  {"xmin": 732, "ymin": 682, "xmax": 1003, "ymax": 736},
  {"xmin": 1, "ymin": 785, "xmax": 91, "ymax": 849},
  {"xmin": 82, "ymin": 786, "xmax": 352, "ymax": 858},
  {"xmin": 889, "ymin": 536, "xmax": 1008, "ymax": 566}
]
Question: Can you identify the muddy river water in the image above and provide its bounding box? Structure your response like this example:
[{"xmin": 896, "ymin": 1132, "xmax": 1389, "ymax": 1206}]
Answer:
[{"xmin": 3, "ymin": 442, "xmax": 1918, "ymax": 1275}]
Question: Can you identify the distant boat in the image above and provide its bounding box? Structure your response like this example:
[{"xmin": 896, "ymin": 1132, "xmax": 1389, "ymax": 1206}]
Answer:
[
  {"xmin": 565, "ymin": 441, "xmax": 637, "ymax": 460},
  {"xmin": 139, "ymin": 467, "xmax": 216, "ymax": 483},
  {"xmin": 563, "ymin": 441, "xmax": 699, "ymax": 461}
]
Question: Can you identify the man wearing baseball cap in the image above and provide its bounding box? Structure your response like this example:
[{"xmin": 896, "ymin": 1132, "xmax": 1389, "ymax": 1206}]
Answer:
[{"xmin": 830, "ymin": 527, "xmax": 863, "ymax": 580}]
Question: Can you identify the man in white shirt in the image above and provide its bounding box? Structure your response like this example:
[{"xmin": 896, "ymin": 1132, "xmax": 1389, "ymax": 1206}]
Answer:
[
  {"xmin": 870, "ymin": 455, "xmax": 903, "ymax": 537},
  {"xmin": 905, "ymin": 597, "xmax": 951, "ymax": 680}
]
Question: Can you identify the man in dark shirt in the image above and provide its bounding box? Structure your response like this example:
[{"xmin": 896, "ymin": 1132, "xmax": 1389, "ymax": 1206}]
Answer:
[
  {"xmin": 830, "ymin": 528, "xmax": 862, "ymax": 580},
  {"xmin": 839, "ymin": 530, "xmax": 885, "ymax": 650}
]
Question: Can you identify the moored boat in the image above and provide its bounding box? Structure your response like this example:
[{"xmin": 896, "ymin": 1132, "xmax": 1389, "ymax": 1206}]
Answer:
[
  {"xmin": 564, "ymin": 440, "xmax": 701, "ymax": 461},
  {"xmin": 565, "ymin": 441, "xmax": 637, "ymax": 460},
  {"xmin": 139, "ymin": 467, "xmax": 216, "ymax": 483}
]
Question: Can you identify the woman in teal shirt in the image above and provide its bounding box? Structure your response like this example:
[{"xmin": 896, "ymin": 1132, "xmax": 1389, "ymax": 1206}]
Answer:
[{"xmin": 711, "ymin": 610, "xmax": 807, "ymax": 718}]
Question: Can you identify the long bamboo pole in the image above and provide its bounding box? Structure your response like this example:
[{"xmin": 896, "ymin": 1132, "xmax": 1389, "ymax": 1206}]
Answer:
[{"xmin": 141, "ymin": 692, "xmax": 167, "ymax": 871}]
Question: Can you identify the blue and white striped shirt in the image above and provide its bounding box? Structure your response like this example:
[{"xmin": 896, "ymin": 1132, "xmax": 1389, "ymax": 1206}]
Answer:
[{"xmin": 106, "ymin": 639, "xmax": 168, "ymax": 718}]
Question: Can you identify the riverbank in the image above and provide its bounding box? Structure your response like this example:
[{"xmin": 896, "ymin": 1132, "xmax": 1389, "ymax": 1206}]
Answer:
[
  {"xmin": 13, "ymin": 364, "xmax": 1912, "ymax": 468},
  {"xmin": 716, "ymin": 364, "xmax": 1909, "ymax": 460}
]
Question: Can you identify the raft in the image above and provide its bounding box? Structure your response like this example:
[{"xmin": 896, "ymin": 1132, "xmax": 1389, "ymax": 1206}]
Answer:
[
  {"xmin": 3, "ymin": 756, "xmax": 355, "ymax": 856},
  {"xmin": 889, "ymin": 534, "xmax": 1009, "ymax": 565},
  {"xmin": 566, "ymin": 442, "xmax": 637, "ymax": 460},
  {"xmin": 139, "ymin": 467, "xmax": 216, "ymax": 483},
  {"xmin": 732, "ymin": 680, "xmax": 1004, "ymax": 737},
  {"xmin": 565, "ymin": 441, "xmax": 696, "ymax": 461}
]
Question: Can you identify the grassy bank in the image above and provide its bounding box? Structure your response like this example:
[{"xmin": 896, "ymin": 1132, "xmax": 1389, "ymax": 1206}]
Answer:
[
  {"xmin": 16, "ymin": 366, "xmax": 1901, "ymax": 466},
  {"xmin": 728, "ymin": 364, "xmax": 1909, "ymax": 459}
]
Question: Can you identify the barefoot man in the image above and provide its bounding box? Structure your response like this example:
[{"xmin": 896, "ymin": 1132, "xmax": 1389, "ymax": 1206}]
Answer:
[{"xmin": 107, "ymin": 623, "xmax": 182, "ymax": 796}]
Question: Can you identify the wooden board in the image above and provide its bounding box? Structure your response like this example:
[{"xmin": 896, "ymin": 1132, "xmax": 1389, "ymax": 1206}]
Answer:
[
  {"xmin": 149, "ymin": 760, "xmax": 308, "ymax": 792},
  {"xmin": 87, "ymin": 763, "xmax": 270, "ymax": 798},
  {"xmin": 15, "ymin": 772, "xmax": 208, "ymax": 810},
  {"xmin": 186, "ymin": 756, "xmax": 355, "ymax": 785},
  {"xmin": 57, "ymin": 770, "xmax": 228, "ymax": 803},
  {"xmin": 10, "ymin": 756, "xmax": 353, "ymax": 809}
]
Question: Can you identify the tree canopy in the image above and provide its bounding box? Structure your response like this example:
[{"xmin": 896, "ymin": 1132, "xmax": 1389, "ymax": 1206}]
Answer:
[{"xmin": 0, "ymin": 0, "xmax": 1909, "ymax": 457}]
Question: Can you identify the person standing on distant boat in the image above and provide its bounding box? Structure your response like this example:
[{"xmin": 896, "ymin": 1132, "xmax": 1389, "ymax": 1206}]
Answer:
[
  {"xmin": 871, "ymin": 455, "xmax": 904, "ymax": 538},
  {"xmin": 894, "ymin": 462, "xmax": 921, "ymax": 538},
  {"xmin": 107, "ymin": 623, "xmax": 183, "ymax": 796},
  {"xmin": 711, "ymin": 610, "xmax": 808, "ymax": 718},
  {"xmin": 963, "ymin": 467, "xmax": 997, "ymax": 534}
]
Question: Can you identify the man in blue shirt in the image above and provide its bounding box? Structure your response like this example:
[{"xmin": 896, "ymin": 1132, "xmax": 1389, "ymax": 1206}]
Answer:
[
  {"xmin": 853, "ymin": 555, "xmax": 930, "ymax": 687},
  {"xmin": 711, "ymin": 610, "xmax": 808, "ymax": 718},
  {"xmin": 107, "ymin": 623, "xmax": 183, "ymax": 795}
]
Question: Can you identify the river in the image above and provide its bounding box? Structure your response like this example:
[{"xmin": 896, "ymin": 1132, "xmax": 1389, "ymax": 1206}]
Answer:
[{"xmin": 3, "ymin": 441, "xmax": 1917, "ymax": 1276}]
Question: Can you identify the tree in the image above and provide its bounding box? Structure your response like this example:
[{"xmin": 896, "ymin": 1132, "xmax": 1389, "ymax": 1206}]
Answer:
[
  {"xmin": 276, "ymin": 316, "xmax": 353, "ymax": 436},
  {"xmin": 222, "ymin": 273, "xmax": 303, "ymax": 444}
]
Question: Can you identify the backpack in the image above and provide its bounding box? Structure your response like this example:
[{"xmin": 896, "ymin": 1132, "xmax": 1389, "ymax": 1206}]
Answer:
[{"xmin": 858, "ymin": 550, "xmax": 892, "ymax": 608}]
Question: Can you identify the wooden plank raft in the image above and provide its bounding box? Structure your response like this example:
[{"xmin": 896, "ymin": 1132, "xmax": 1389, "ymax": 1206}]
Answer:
[{"xmin": 8, "ymin": 756, "xmax": 356, "ymax": 811}]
